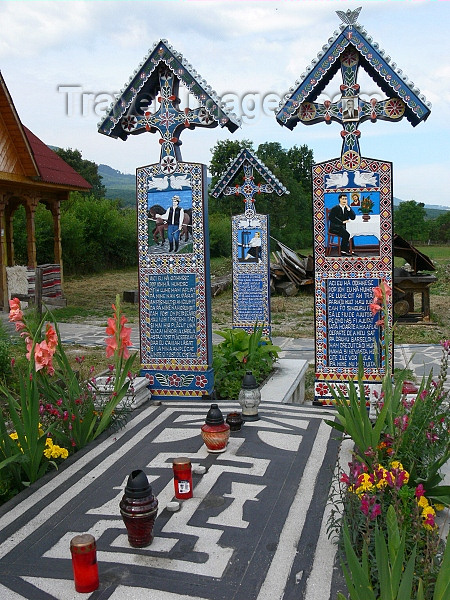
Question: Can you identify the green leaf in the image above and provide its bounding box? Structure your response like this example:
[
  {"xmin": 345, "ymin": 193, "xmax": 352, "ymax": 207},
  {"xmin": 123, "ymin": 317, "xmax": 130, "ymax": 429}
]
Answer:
[
  {"xmin": 396, "ymin": 545, "xmax": 416, "ymax": 600},
  {"xmin": 341, "ymin": 522, "xmax": 376, "ymax": 600},
  {"xmin": 434, "ymin": 532, "xmax": 450, "ymax": 600}
]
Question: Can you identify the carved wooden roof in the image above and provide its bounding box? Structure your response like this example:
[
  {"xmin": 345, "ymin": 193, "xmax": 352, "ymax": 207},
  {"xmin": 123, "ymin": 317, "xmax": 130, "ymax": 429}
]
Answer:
[
  {"xmin": 210, "ymin": 148, "xmax": 289, "ymax": 198},
  {"xmin": 276, "ymin": 9, "xmax": 431, "ymax": 131},
  {"xmin": 98, "ymin": 39, "xmax": 240, "ymax": 141},
  {"xmin": 0, "ymin": 72, "xmax": 90, "ymax": 191}
]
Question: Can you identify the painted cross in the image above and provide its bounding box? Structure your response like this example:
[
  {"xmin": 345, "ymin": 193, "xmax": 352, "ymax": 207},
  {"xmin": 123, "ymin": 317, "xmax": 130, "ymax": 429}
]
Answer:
[
  {"xmin": 223, "ymin": 164, "xmax": 274, "ymax": 217},
  {"xmin": 121, "ymin": 66, "xmax": 217, "ymax": 174},
  {"xmin": 276, "ymin": 7, "xmax": 430, "ymax": 171}
]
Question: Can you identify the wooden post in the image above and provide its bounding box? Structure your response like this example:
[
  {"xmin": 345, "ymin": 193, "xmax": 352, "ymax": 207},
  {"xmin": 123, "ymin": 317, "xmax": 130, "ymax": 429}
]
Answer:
[
  {"xmin": 0, "ymin": 198, "xmax": 8, "ymax": 310},
  {"xmin": 35, "ymin": 266, "xmax": 43, "ymax": 318}
]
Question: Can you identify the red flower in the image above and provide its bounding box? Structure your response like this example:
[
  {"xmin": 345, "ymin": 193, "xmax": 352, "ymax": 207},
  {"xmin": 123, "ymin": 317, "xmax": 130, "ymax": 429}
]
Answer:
[
  {"xmin": 369, "ymin": 302, "xmax": 381, "ymax": 315},
  {"xmin": 195, "ymin": 375, "xmax": 208, "ymax": 388},
  {"xmin": 169, "ymin": 374, "xmax": 181, "ymax": 387}
]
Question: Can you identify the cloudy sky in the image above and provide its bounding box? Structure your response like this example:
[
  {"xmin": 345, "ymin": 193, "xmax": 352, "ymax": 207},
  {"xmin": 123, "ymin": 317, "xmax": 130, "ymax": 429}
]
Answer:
[{"xmin": 1, "ymin": 0, "xmax": 449, "ymax": 206}]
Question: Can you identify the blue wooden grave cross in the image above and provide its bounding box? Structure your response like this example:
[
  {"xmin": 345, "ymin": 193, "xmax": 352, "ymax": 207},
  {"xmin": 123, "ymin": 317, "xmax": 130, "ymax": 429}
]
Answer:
[
  {"xmin": 223, "ymin": 164, "xmax": 274, "ymax": 216},
  {"xmin": 276, "ymin": 8, "xmax": 430, "ymax": 171},
  {"xmin": 120, "ymin": 65, "xmax": 218, "ymax": 174}
]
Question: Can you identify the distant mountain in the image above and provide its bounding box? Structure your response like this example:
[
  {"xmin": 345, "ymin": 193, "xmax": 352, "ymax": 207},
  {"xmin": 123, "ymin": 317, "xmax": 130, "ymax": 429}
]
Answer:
[
  {"xmin": 98, "ymin": 164, "xmax": 136, "ymax": 207},
  {"xmin": 97, "ymin": 164, "xmax": 450, "ymax": 216},
  {"xmin": 393, "ymin": 197, "xmax": 449, "ymax": 219}
]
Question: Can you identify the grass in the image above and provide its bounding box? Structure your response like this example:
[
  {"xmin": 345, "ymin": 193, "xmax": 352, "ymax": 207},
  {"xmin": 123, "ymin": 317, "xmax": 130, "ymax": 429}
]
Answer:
[
  {"xmin": 3, "ymin": 246, "xmax": 447, "ymax": 380},
  {"xmin": 56, "ymin": 248, "xmax": 448, "ymax": 343}
]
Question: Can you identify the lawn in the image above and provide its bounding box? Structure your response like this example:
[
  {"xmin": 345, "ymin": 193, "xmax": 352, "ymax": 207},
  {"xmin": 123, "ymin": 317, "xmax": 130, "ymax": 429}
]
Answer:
[{"xmin": 58, "ymin": 247, "xmax": 449, "ymax": 345}]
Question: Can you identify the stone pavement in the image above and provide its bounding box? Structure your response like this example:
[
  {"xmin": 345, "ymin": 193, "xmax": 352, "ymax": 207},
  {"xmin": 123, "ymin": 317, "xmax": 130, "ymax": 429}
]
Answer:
[
  {"xmin": 54, "ymin": 321, "xmax": 449, "ymax": 382},
  {"xmin": 0, "ymin": 321, "xmax": 448, "ymax": 599}
]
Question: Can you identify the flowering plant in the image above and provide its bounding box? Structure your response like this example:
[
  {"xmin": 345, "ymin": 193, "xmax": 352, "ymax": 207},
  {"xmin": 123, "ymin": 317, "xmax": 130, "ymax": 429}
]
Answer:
[
  {"xmin": 40, "ymin": 295, "xmax": 137, "ymax": 450},
  {"xmin": 212, "ymin": 323, "xmax": 280, "ymax": 399},
  {"xmin": 0, "ymin": 299, "xmax": 63, "ymax": 487},
  {"xmin": 1, "ymin": 296, "xmax": 137, "ymax": 493},
  {"xmin": 326, "ymin": 281, "xmax": 449, "ymax": 598}
]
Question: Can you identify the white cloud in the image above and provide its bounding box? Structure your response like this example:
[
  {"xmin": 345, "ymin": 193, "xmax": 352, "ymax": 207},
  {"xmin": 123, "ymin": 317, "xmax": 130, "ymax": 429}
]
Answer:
[{"xmin": 0, "ymin": 0, "xmax": 448, "ymax": 206}]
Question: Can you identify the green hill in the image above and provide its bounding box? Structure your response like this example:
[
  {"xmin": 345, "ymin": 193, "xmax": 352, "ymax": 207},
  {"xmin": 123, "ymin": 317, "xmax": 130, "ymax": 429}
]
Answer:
[{"xmin": 98, "ymin": 164, "xmax": 136, "ymax": 207}]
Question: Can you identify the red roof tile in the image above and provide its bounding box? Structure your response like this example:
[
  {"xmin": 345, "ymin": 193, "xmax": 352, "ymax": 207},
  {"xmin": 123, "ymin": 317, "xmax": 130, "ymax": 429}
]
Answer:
[{"xmin": 23, "ymin": 127, "xmax": 91, "ymax": 190}]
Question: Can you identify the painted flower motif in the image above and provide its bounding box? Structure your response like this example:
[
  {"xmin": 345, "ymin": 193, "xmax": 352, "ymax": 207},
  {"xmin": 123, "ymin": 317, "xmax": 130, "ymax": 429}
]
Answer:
[
  {"xmin": 315, "ymin": 383, "xmax": 329, "ymax": 396},
  {"xmin": 168, "ymin": 374, "xmax": 181, "ymax": 387},
  {"xmin": 145, "ymin": 374, "xmax": 155, "ymax": 385},
  {"xmin": 195, "ymin": 375, "xmax": 208, "ymax": 388}
]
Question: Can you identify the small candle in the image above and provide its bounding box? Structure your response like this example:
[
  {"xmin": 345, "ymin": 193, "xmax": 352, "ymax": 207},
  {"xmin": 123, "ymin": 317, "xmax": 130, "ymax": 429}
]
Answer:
[
  {"xmin": 70, "ymin": 534, "xmax": 99, "ymax": 593},
  {"xmin": 172, "ymin": 457, "xmax": 193, "ymax": 499}
]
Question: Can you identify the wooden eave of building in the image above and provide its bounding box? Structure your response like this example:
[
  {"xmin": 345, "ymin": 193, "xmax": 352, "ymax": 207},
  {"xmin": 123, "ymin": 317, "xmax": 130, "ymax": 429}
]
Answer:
[{"xmin": 0, "ymin": 72, "xmax": 40, "ymax": 178}]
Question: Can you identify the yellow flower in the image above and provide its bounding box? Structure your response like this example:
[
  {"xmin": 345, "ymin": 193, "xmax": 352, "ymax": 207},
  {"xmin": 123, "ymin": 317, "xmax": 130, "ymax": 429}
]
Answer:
[
  {"xmin": 390, "ymin": 460, "xmax": 403, "ymax": 470},
  {"xmin": 355, "ymin": 473, "xmax": 375, "ymax": 495},
  {"xmin": 417, "ymin": 496, "xmax": 429, "ymax": 509},
  {"xmin": 376, "ymin": 478, "xmax": 388, "ymax": 490},
  {"xmin": 434, "ymin": 503, "xmax": 445, "ymax": 512},
  {"xmin": 9, "ymin": 432, "xmax": 18, "ymax": 440},
  {"xmin": 422, "ymin": 506, "xmax": 435, "ymax": 518}
]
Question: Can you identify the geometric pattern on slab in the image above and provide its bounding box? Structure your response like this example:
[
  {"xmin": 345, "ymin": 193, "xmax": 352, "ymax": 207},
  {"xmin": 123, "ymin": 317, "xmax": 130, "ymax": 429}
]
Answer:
[{"xmin": 0, "ymin": 402, "xmax": 342, "ymax": 600}]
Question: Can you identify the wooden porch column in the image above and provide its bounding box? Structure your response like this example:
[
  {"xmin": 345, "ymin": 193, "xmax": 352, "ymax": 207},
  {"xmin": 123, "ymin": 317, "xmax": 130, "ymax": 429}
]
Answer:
[
  {"xmin": 25, "ymin": 196, "xmax": 38, "ymax": 268},
  {"xmin": 50, "ymin": 198, "xmax": 64, "ymax": 288},
  {"xmin": 5, "ymin": 203, "xmax": 15, "ymax": 266},
  {"xmin": 0, "ymin": 198, "xmax": 9, "ymax": 309}
]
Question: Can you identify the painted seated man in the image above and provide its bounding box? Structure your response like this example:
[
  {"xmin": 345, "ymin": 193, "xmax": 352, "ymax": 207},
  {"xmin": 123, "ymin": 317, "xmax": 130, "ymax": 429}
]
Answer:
[
  {"xmin": 328, "ymin": 193, "xmax": 356, "ymax": 256},
  {"xmin": 156, "ymin": 195, "xmax": 184, "ymax": 252}
]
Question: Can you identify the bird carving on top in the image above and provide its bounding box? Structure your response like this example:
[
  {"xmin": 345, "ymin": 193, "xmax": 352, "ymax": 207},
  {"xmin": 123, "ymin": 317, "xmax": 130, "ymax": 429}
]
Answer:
[{"xmin": 336, "ymin": 7, "xmax": 362, "ymax": 25}]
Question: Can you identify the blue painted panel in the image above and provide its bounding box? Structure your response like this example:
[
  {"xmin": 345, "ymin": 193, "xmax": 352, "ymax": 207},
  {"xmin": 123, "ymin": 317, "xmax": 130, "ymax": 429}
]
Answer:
[
  {"xmin": 327, "ymin": 278, "xmax": 379, "ymax": 368},
  {"xmin": 147, "ymin": 273, "xmax": 197, "ymax": 359}
]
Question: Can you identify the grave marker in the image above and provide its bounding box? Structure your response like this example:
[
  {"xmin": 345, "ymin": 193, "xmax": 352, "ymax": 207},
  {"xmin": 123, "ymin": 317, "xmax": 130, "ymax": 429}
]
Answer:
[
  {"xmin": 98, "ymin": 40, "xmax": 239, "ymax": 399},
  {"xmin": 276, "ymin": 8, "xmax": 431, "ymax": 404},
  {"xmin": 211, "ymin": 149, "xmax": 288, "ymax": 336}
]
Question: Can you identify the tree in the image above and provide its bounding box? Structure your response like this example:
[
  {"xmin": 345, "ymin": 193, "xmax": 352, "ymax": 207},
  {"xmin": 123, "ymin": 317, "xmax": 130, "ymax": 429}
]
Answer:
[
  {"xmin": 55, "ymin": 148, "xmax": 106, "ymax": 199},
  {"xmin": 394, "ymin": 200, "xmax": 429, "ymax": 242},
  {"xmin": 208, "ymin": 139, "xmax": 315, "ymax": 251},
  {"xmin": 428, "ymin": 211, "xmax": 450, "ymax": 243}
]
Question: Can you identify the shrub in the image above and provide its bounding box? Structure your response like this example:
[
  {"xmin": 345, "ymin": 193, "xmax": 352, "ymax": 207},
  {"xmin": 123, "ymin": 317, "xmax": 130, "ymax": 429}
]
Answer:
[
  {"xmin": 212, "ymin": 324, "xmax": 280, "ymax": 399},
  {"xmin": 209, "ymin": 213, "xmax": 232, "ymax": 257}
]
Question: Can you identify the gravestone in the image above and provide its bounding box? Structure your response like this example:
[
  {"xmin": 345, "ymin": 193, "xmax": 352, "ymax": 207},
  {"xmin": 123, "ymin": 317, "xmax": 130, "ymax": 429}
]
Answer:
[
  {"xmin": 211, "ymin": 149, "xmax": 288, "ymax": 336},
  {"xmin": 276, "ymin": 8, "xmax": 431, "ymax": 404},
  {"xmin": 98, "ymin": 39, "xmax": 239, "ymax": 399}
]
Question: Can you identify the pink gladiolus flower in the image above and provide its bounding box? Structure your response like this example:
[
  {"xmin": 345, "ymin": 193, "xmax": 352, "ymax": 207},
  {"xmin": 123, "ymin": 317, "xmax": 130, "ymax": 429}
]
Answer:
[
  {"xmin": 369, "ymin": 302, "xmax": 382, "ymax": 315},
  {"xmin": 8, "ymin": 298, "xmax": 24, "ymax": 323},
  {"xmin": 380, "ymin": 281, "xmax": 392, "ymax": 297},
  {"xmin": 105, "ymin": 335, "xmax": 118, "ymax": 358},
  {"xmin": 105, "ymin": 316, "xmax": 116, "ymax": 336},
  {"xmin": 373, "ymin": 286, "xmax": 383, "ymax": 299},
  {"xmin": 45, "ymin": 323, "xmax": 58, "ymax": 351}
]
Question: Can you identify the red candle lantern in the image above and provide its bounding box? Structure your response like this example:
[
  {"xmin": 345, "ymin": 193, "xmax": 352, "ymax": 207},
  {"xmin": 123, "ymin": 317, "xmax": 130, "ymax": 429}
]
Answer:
[
  {"xmin": 70, "ymin": 534, "xmax": 99, "ymax": 593},
  {"xmin": 119, "ymin": 469, "xmax": 158, "ymax": 548},
  {"xmin": 172, "ymin": 457, "xmax": 193, "ymax": 499},
  {"xmin": 201, "ymin": 404, "xmax": 230, "ymax": 453}
]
